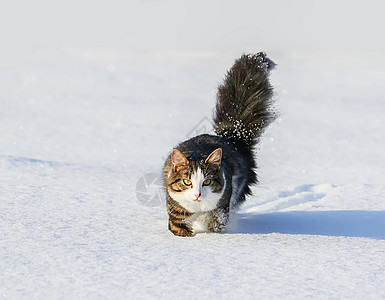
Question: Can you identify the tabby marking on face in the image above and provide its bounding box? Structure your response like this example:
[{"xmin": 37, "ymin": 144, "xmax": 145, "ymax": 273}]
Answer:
[{"xmin": 167, "ymin": 148, "xmax": 224, "ymax": 214}]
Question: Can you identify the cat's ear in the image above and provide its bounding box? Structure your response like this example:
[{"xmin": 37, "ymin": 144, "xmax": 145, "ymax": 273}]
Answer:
[
  {"xmin": 205, "ymin": 148, "xmax": 222, "ymax": 169},
  {"xmin": 171, "ymin": 149, "xmax": 188, "ymax": 170}
]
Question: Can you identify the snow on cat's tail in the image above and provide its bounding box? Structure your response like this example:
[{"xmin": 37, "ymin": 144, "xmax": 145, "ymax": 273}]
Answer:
[{"xmin": 213, "ymin": 52, "xmax": 276, "ymax": 146}]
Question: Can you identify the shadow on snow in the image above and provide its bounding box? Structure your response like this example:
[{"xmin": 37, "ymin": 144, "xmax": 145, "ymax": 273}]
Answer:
[{"xmin": 229, "ymin": 210, "xmax": 385, "ymax": 240}]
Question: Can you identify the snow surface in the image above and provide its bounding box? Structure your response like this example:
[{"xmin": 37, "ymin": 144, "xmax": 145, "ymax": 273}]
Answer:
[{"xmin": 1, "ymin": 49, "xmax": 385, "ymax": 299}]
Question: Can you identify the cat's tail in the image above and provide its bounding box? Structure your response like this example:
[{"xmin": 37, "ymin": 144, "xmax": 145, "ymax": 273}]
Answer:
[{"xmin": 213, "ymin": 52, "xmax": 276, "ymax": 146}]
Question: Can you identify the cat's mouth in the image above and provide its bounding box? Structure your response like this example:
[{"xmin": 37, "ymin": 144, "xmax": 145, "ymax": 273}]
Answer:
[{"xmin": 193, "ymin": 199, "xmax": 201, "ymax": 202}]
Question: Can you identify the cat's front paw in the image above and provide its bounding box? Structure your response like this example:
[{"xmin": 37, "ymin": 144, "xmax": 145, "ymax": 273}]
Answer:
[
  {"xmin": 169, "ymin": 220, "xmax": 195, "ymax": 237},
  {"xmin": 207, "ymin": 220, "xmax": 226, "ymax": 233},
  {"xmin": 207, "ymin": 209, "xmax": 229, "ymax": 232}
]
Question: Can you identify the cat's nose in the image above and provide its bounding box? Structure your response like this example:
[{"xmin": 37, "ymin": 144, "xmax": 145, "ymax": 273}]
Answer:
[{"xmin": 195, "ymin": 193, "xmax": 201, "ymax": 199}]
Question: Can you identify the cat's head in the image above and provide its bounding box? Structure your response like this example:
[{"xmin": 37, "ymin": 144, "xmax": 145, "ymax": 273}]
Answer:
[{"xmin": 166, "ymin": 148, "xmax": 224, "ymax": 213}]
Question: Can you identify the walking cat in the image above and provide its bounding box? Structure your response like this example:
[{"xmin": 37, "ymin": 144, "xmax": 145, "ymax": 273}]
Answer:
[{"xmin": 163, "ymin": 53, "xmax": 276, "ymax": 237}]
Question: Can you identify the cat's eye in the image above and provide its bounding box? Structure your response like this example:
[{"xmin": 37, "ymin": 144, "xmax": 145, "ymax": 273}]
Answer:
[
  {"xmin": 183, "ymin": 179, "xmax": 192, "ymax": 186},
  {"xmin": 203, "ymin": 179, "xmax": 211, "ymax": 186}
]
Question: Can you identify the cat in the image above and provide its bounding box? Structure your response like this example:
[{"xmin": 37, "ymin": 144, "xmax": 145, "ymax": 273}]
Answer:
[{"xmin": 163, "ymin": 52, "xmax": 276, "ymax": 237}]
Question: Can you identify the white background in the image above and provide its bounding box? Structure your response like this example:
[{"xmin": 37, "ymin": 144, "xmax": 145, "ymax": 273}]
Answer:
[{"xmin": 1, "ymin": 0, "xmax": 385, "ymax": 67}]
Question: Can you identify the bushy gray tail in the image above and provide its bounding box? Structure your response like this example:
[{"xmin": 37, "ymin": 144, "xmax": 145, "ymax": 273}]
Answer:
[{"xmin": 213, "ymin": 52, "xmax": 276, "ymax": 146}]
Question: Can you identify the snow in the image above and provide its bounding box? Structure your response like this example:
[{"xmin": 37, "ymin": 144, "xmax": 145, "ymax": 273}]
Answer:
[{"xmin": 1, "ymin": 48, "xmax": 385, "ymax": 299}]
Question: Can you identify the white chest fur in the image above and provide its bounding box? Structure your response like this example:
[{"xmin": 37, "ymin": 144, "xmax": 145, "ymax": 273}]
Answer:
[{"xmin": 188, "ymin": 212, "xmax": 210, "ymax": 233}]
